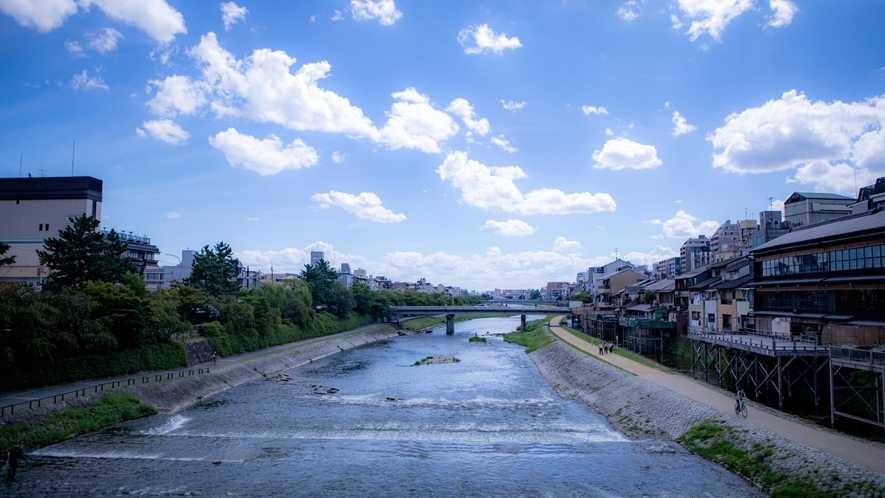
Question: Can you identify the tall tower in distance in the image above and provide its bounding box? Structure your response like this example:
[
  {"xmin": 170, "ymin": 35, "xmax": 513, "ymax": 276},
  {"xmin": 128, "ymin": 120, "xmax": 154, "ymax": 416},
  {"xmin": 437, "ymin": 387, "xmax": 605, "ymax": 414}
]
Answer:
[{"xmin": 310, "ymin": 250, "xmax": 324, "ymax": 267}]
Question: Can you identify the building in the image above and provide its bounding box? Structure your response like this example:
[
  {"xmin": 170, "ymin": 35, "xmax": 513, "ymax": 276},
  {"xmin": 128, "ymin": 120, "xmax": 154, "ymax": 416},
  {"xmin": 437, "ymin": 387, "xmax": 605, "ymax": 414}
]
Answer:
[
  {"xmin": 107, "ymin": 229, "xmax": 162, "ymax": 290},
  {"xmin": 783, "ymin": 192, "xmax": 854, "ymax": 227},
  {"xmin": 680, "ymin": 235, "xmax": 712, "ymax": 273},
  {"xmin": 850, "ymin": 176, "xmax": 885, "ymax": 214},
  {"xmin": 710, "ymin": 220, "xmax": 742, "ymax": 257},
  {"xmin": 161, "ymin": 249, "xmax": 196, "ymax": 288},
  {"xmin": 652, "ymin": 257, "xmax": 682, "ymax": 280},
  {"xmin": 754, "ymin": 210, "xmax": 792, "ymax": 247},
  {"xmin": 594, "ymin": 268, "xmax": 646, "ymax": 308},
  {"xmin": 751, "ymin": 210, "xmax": 885, "ymax": 346},
  {"xmin": 310, "ymin": 250, "xmax": 324, "ymax": 266},
  {"xmin": 0, "ymin": 176, "xmax": 103, "ymax": 287},
  {"xmin": 337, "ymin": 263, "xmax": 353, "ymax": 289}
]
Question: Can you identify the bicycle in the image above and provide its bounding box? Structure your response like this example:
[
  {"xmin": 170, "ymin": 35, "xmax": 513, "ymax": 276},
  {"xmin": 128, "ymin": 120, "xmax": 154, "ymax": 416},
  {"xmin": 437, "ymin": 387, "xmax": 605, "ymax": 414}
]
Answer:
[{"xmin": 734, "ymin": 398, "xmax": 748, "ymax": 418}]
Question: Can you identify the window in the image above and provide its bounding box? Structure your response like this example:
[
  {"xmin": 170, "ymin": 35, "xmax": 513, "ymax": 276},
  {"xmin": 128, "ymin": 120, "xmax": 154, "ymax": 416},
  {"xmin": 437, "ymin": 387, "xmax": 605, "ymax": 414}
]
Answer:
[
  {"xmin": 722, "ymin": 315, "xmax": 732, "ymax": 329},
  {"xmin": 45, "ymin": 223, "xmax": 48, "ymax": 232},
  {"xmin": 38, "ymin": 224, "xmax": 43, "ymax": 231}
]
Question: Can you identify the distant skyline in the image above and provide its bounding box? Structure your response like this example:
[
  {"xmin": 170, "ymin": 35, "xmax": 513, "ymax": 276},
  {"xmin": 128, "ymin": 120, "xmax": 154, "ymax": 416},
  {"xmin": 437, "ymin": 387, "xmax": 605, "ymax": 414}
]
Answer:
[{"xmin": 1, "ymin": 0, "xmax": 883, "ymax": 290}]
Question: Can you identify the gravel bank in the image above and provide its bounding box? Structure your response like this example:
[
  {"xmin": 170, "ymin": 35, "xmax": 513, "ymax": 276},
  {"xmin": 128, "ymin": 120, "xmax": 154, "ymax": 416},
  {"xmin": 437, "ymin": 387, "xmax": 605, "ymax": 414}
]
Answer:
[{"xmin": 530, "ymin": 340, "xmax": 885, "ymax": 496}]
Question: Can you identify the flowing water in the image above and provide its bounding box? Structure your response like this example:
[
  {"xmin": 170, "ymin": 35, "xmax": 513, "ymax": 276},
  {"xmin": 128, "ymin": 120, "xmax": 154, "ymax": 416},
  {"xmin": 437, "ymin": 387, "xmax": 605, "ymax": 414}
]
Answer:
[{"xmin": 8, "ymin": 316, "xmax": 761, "ymax": 497}]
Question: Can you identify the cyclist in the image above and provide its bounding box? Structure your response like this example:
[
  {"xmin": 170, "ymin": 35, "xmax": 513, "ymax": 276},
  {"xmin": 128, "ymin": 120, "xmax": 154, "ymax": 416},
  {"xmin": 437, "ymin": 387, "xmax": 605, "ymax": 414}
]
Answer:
[{"xmin": 734, "ymin": 388, "xmax": 746, "ymax": 412}]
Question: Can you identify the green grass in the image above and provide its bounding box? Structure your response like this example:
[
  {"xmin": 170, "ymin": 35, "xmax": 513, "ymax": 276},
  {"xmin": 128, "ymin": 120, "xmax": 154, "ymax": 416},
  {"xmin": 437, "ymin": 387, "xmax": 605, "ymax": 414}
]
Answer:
[
  {"xmin": 558, "ymin": 325, "xmax": 669, "ymax": 371},
  {"xmin": 0, "ymin": 392, "xmax": 157, "ymax": 454},
  {"xmin": 677, "ymin": 419, "xmax": 856, "ymax": 498},
  {"xmin": 503, "ymin": 316, "xmax": 556, "ymax": 353},
  {"xmin": 468, "ymin": 336, "xmax": 487, "ymax": 343}
]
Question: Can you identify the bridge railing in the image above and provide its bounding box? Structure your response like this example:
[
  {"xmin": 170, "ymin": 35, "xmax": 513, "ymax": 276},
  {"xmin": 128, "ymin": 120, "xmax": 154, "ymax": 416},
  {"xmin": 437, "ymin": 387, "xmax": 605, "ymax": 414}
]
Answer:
[
  {"xmin": 0, "ymin": 367, "xmax": 212, "ymax": 417},
  {"xmin": 830, "ymin": 346, "xmax": 885, "ymax": 367}
]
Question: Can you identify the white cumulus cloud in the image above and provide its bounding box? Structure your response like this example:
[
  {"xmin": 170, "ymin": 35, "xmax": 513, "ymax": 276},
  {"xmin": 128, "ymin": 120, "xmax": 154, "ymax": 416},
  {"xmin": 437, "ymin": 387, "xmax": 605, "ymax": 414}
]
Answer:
[
  {"xmin": 87, "ymin": 27, "xmax": 123, "ymax": 54},
  {"xmin": 71, "ymin": 70, "xmax": 108, "ymax": 91},
  {"xmin": 138, "ymin": 119, "xmax": 189, "ymax": 145},
  {"xmin": 768, "ymin": 0, "xmax": 797, "ymax": 28},
  {"xmin": 647, "ymin": 210, "xmax": 720, "ymax": 239},
  {"xmin": 582, "ymin": 105, "xmax": 609, "ymax": 116},
  {"xmin": 446, "ymin": 98, "xmax": 490, "ymax": 136},
  {"xmin": 312, "ymin": 191, "xmax": 407, "ymax": 223},
  {"xmin": 491, "ymin": 136, "xmax": 516, "ymax": 153},
  {"xmin": 165, "ymin": 211, "xmax": 181, "ymax": 219},
  {"xmin": 350, "ymin": 0, "xmax": 402, "ymax": 26},
  {"xmin": 437, "ymin": 151, "xmax": 617, "ymax": 216},
  {"xmin": 672, "ymin": 111, "xmax": 697, "ymax": 136},
  {"xmin": 1, "ymin": 0, "xmax": 185, "ymax": 41},
  {"xmin": 500, "ymin": 100, "xmax": 526, "ymax": 112},
  {"xmin": 617, "ymin": 1, "xmax": 640, "ymax": 21},
  {"xmin": 209, "ymin": 128, "xmax": 319, "ymax": 175},
  {"xmin": 220, "ymin": 1, "xmax": 248, "ymax": 30},
  {"xmin": 0, "ymin": 0, "xmax": 77, "ymax": 32},
  {"xmin": 146, "ymin": 75, "xmax": 206, "ymax": 116},
  {"xmin": 706, "ymin": 90, "xmax": 885, "ymax": 194},
  {"xmin": 553, "ymin": 236, "xmax": 582, "ymax": 252},
  {"xmin": 166, "ymin": 34, "xmax": 456, "ymax": 153},
  {"xmin": 592, "ymin": 137, "xmax": 662, "ymax": 170},
  {"xmin": 480, "ymin": 219, "xmax": 535, "ymax": 237},
  {"xmin": 457, "ymin": 24, "xmax": 522, "ymax": 55},
  {"xmin": 377, "ymin": 88, "xmax": 459, "ymax": 152},
  {"xmin": 81, "ymin": 0, "xmax": 186, "ymax": 43},
  {"xmin": 331, "ymin": 151, "xmax": 347, "ymax": 163}
]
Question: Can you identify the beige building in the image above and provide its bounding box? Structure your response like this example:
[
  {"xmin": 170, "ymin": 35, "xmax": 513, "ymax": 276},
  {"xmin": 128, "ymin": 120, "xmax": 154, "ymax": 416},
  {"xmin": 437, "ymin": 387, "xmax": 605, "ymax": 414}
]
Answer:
[{"xmin": 0, "ymin": 176, "xmax": 102, "ymax": 287}]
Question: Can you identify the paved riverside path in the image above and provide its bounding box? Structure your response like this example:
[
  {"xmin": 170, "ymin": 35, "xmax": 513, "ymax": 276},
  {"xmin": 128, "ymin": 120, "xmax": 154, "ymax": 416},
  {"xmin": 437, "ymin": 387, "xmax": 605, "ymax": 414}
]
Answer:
[
  {"xmin": 0, "ymin": 323, "xmax": 392, "ymax": 409},
  {"xmin": 547, "ymin": 318, "xmax": 885, "ymax": 476}
]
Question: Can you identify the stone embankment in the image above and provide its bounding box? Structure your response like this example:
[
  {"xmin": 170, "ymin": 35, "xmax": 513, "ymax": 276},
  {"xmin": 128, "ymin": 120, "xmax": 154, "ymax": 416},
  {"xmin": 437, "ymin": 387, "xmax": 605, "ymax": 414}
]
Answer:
[
  {"xmin": 130, "ymin": 324, "xmax": 401, "ymax": 413},
  {"xmin": 530, "ymin": 340, "xmax": 885, "ymax": 496}
]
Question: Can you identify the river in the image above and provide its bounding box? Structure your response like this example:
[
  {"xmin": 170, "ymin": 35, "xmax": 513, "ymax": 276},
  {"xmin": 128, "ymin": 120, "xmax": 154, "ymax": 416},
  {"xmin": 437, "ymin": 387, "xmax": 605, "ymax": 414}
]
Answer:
[{"xmin": 9, "ymin": 316, "xmax": 760, "ymax": 497}]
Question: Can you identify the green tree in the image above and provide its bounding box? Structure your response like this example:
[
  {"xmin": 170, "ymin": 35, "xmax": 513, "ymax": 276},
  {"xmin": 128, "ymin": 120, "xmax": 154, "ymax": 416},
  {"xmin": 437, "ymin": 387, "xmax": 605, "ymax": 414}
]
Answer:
[
  {"xmin": 0, "ymin": 241, "xmax": 16, "ymax": 267},
  {"xmin": 37, "ymin": 214, "xmax": 134, "ymax": 288},
  {"xmin": 530, "ymin": 289, "xmax": 542, "ymax": 300},
  {"xmin": 299, "ymin": 259, "xmax": 339, "ymax": 310},
  {"xmin": 185, "ymin": 242, "xmax": 241, "ymax": 297},
  {"xmin": 643, "ymin": 290, "xmax": 657, "ymax": 304}
]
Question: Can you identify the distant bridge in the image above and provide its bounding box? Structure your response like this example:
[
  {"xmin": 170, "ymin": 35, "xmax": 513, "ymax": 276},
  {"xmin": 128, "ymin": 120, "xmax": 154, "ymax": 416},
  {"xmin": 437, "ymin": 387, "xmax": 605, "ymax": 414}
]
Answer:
[{"xmin": 393, "ymin": 305, "xmax": 572, "ymax": 335}]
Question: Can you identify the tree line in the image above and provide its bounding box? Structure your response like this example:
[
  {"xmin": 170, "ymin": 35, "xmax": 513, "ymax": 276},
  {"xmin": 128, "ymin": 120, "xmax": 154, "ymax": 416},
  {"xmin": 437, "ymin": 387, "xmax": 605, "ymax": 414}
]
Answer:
[{"xmin": 0, "ymin": 215, "xmax": 485, "ymax": 391}]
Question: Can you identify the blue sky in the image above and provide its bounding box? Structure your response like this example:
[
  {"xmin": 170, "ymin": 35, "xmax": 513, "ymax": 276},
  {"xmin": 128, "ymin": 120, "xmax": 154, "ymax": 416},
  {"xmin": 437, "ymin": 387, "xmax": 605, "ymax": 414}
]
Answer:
[{"xmin": 1, "ymin": 0, "xmax": 884, "ymax": 291}]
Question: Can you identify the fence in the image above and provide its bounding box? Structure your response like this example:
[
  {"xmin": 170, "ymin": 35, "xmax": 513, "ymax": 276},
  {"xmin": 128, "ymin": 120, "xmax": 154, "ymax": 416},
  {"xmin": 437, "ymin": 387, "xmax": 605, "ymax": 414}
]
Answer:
[
  {"xmin": 0, "ymin": 367, "xmax": 212, "ymax": 417},
  {"xmin": 829, "ymin": 346, "xmax": 885, "ymax": 367}
]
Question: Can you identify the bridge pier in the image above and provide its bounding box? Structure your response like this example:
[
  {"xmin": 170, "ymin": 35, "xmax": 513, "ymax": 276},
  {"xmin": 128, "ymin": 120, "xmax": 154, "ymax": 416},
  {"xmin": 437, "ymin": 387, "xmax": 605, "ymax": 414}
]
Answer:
[
  {"xmin": 446, "ymin": 314, "xmax": 455, "ymax": 335},
  {"xmin": 521, "ymin": 314, "xmax": 526, "ymax": 332}
]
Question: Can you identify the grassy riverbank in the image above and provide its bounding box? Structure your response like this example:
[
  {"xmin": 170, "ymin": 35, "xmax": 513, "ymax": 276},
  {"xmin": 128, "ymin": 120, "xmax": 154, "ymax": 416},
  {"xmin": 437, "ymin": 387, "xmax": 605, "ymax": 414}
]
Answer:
[
  {"xmin": 558, "ymin": 324, "xmax": 668, "ymax": 371},
  {"xmin": 677, "ymin": 418, "xmax": 873, "ymax": 498},
  {"xmin": 0, "ymin": 392, "xmax": 156, "ymax": 454},
  {"xmin": 503, "ymin": 316, "xmax": 555, "ymax": 353}
]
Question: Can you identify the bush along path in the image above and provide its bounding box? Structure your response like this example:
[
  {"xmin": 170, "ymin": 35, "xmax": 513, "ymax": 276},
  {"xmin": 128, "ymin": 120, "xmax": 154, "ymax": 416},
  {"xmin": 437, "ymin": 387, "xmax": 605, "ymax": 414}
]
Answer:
[{"xmin": 0, "ymin": 392, "xmax": 156, "ymax": 455}]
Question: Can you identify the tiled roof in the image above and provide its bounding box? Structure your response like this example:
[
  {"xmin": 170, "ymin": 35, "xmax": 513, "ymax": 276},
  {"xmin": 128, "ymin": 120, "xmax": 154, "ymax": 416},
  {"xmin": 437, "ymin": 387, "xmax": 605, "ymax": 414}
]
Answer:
[
  {"xmin": 645, "ymin": 279, "xmax": 675, "ymax": 292},
  {"xmin": 713, "ymin": 274, "xmax": 752, "ymax": 290},
  {"xmin": 753, "ymin": 210, "xmax": 885, "ymax": 254}
]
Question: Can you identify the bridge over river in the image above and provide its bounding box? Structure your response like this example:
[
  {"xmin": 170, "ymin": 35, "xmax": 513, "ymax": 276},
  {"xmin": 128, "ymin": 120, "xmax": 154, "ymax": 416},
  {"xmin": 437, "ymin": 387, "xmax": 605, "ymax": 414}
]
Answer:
[{"xmin": 393, "ymin": 305, "xmax": 572, "ymax": 334}]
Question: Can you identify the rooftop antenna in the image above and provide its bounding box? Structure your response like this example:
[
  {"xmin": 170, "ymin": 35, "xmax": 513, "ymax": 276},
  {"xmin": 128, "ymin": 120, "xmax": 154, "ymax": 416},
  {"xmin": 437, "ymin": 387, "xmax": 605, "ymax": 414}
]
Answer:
[
  {"xmin": 71, "ymin": 141, "xmax": 75, "ymax": 176},
  {"xmin": 768, "ymin": 197, "xmax": 774, "ymax": 209},
  {"xmin": 744, "ymin": 208, "xmax": 748, "ymax": 220},
  {"xmin": 38, "ymin": 168, "xmax": 44, "ymax": 178}
]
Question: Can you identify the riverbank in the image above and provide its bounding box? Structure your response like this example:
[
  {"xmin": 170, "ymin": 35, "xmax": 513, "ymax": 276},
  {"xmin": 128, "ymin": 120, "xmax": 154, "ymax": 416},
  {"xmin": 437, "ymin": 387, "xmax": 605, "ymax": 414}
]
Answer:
[
  {"xmin": 0, "ymin": 323, "xmax": 404, "ymax": 453},
  {"xmin": 530, "ymin": 334, "xmax": 885, "ymax": 496}
]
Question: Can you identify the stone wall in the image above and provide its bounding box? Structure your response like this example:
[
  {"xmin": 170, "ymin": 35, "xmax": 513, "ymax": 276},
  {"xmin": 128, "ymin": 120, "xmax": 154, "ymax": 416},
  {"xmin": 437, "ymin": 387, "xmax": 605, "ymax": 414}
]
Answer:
[
  {"xmin": 530, "ymin": 340, "xmax": 885, "ymax": 495},
  {"xmin": 130, "ymin": 324, "xmax": 401, "ymax": 413}
]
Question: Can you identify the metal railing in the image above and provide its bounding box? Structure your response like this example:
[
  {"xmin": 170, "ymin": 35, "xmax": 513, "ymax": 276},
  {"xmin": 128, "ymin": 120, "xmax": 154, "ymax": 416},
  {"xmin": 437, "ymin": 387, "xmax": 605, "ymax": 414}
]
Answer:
[
  {"xmin": 0, "ymin": 367, "xmax": 212, "ymax": 417},
  {"xmin": 829, "ymin": 346, "xmax": 885, "ymax": 367}
]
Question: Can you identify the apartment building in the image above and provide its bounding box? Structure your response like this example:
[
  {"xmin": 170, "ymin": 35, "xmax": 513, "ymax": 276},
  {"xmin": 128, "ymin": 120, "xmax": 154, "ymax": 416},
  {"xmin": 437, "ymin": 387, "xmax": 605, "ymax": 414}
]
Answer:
[
  {"xmin": 0, "ymin": 176, "xmax": 102, "ymax": 287},
  {"xmin": 783, "ymin": 192, "xmax": 853, "ymax": 227},
  {"xmin": 751, "ymin": 210, "xmax": 885, "ymax": 346}
]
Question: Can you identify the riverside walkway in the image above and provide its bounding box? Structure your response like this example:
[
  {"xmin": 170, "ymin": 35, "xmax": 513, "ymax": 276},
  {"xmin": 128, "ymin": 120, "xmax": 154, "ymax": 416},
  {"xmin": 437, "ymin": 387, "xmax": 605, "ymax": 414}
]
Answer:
[
  {"xmin": 547, "ymin": 317, "xmax": 885, "ymax": 476},
  {"xmin": 0, "ymin": 323, "xmax": 391, "ymax": 411}
]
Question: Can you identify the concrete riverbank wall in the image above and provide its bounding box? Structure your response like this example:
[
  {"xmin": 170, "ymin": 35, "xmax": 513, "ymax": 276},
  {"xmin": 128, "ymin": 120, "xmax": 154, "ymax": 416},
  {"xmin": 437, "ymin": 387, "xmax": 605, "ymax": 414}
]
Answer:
[
  {"xmin": 529, "ymin": 340, "xmax": 885, "ymax": 495},
  {"xmin": 129, "ymin": 324, "xmax": 402, "ymax": 413}
]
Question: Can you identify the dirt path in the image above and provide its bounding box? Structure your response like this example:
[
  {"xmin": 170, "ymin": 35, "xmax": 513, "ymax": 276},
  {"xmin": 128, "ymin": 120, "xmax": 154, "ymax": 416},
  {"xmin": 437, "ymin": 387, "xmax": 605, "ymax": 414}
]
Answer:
[{"xmin": 547, "ymin": 318, "xmax": 885, "ymax": 476}]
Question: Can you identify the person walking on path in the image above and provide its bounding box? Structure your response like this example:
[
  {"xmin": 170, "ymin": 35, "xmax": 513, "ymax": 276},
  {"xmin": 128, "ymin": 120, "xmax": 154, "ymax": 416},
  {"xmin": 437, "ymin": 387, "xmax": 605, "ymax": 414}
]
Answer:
[{"xmin": 6, "ymin": 447, "xmax": 27, "ymax": 482}]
